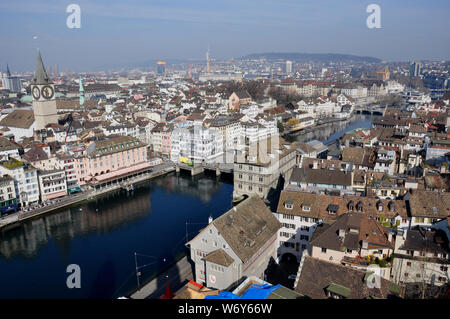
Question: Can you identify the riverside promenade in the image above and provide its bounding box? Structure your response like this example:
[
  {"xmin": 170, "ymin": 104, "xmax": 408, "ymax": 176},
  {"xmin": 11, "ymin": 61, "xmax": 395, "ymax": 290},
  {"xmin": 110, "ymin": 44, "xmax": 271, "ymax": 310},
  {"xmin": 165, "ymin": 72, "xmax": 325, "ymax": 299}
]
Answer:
[
  {"xmin": 130, "ymin": 255, "xmax": 194, "ymax": 299},
  {"xmin": 0, "ymin": 163, "xmax": 175, "ymax": 230}
]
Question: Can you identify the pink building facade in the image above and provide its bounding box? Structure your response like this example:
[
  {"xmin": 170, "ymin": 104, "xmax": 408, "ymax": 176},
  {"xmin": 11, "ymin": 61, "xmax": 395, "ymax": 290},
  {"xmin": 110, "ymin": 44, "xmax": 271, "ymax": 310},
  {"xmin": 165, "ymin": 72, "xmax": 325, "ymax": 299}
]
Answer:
[{"xmin": 74, "ymin": 135, "xmax": 149, "ymax": 186}]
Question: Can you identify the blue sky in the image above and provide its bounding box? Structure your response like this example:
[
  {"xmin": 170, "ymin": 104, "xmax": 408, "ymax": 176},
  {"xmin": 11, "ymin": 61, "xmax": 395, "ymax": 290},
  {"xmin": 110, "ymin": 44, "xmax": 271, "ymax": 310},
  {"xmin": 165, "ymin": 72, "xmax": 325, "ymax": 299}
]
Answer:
[{"xmin": 1, "ymin": 0, "xmax": 449, "ymax": 72}]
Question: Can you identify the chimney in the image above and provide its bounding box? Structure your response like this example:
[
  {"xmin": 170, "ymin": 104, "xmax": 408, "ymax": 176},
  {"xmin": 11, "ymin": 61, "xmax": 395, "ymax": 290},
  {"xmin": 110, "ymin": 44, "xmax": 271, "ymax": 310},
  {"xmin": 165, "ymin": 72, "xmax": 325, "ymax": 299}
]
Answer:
[
  {"xmin": 313, "ymin": 160, "xmax": 318, "ymax": 169},
  {"xmin": 362, "ymin": 240, "xmax": 368, "ymax": 250},
  {"xmin": 338, "ymin": 229, "xmax": 346, "ymax": 239}
]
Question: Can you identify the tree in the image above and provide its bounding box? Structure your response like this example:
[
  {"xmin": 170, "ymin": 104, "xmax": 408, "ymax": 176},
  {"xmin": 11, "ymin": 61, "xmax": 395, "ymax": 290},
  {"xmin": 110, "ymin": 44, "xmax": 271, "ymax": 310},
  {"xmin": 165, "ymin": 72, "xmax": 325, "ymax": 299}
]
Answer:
[
  {"xmin": 286, "ymin": 118, "xmax": 300, "ymax": 127},
  {"xmin": 277, "ymin": 120, "xmax": 284, "ymax": 133}
]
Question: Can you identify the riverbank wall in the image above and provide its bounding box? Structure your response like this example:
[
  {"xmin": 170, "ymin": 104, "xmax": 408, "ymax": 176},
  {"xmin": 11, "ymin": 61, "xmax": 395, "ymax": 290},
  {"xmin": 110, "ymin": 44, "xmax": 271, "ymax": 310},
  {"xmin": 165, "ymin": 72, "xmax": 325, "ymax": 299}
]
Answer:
[{"xmin": 0, "ymin": 165, "xmax": 175, "ymax": 230}]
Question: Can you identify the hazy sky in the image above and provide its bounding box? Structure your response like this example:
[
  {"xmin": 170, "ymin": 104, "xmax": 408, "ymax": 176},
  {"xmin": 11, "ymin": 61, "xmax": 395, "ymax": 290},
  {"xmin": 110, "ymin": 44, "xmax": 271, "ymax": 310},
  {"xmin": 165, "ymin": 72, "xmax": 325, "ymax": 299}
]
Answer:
[{"xmin": 1, "ymin": 0, "xmax": 449, "ymax": 72}]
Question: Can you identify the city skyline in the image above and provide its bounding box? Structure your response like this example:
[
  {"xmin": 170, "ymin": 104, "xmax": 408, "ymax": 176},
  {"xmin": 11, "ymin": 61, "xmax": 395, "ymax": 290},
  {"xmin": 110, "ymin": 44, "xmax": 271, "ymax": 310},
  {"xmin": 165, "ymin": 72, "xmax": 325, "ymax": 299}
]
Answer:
[{"xmin": 0, "ymin": 0, "xmax": 449, "ymax": 72}]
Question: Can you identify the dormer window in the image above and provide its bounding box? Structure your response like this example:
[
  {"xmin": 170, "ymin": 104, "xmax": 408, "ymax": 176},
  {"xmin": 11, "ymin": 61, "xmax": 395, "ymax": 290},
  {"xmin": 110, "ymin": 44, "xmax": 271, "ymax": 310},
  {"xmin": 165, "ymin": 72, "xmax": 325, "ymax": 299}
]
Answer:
[
  {"xmin": 356, "ymin": 201, "xmax": 363, "ymax": 212},
  {"xmin": 327, "ymin": 204, "xmax": 339, "ymax": 215},
  {"xmin": 284, "ymin": 199, "xmax": 294, "ymax": 210},
  {"xmin": 302, "ymin": 201, "xmax": 312, "ymax": 212},
  {"xmin": 377, "ymin": 200, "xmax": 383, "ymax": 212},
  {"xmin": 389, "ymin": 201, "xmax": 395, "ymax": 212},
  {"xmin": 348, "ymin": 200, "xmax": 354, "ymax": 211}
]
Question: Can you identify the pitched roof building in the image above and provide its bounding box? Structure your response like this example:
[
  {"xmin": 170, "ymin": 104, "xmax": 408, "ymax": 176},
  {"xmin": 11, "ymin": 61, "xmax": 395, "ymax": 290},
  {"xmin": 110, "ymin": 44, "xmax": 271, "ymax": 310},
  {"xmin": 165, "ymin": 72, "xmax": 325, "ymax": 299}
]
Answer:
[
  {"xmin": 295, "ymin": 256, "xmax": 404, "ymax": 299},
  {"xmin": 186, "ymin": 195, "xmax": 281, "ymax": 290}
]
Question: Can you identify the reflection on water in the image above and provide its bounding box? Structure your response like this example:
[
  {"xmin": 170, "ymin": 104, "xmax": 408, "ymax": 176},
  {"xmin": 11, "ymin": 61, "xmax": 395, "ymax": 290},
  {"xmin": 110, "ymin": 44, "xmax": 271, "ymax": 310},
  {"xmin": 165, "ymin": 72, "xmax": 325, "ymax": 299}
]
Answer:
[
  {"xmin": 0, "ymin": 173, "xmax": 232, "ymax": 299},
  {"xmin": 292, "ymin": 114, "xmax": 377, "ymax": 145}
]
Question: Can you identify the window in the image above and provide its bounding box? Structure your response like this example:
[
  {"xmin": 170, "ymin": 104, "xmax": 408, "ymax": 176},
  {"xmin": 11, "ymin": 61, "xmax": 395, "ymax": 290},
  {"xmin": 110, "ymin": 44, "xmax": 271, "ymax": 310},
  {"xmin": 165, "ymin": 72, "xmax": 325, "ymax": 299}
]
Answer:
[
  {"xmin": 347, "ymin": 249, "xmax": 352, "ymax": 253},
  {"xmin": 404, "ymin": 273, "xmax": 409, "ymax": 278},
  {"xmin": 440, "ymin": 266, "xmax": 448, "ymax": 272},
  {"xmin": 321, "ymin": 248, "xmax": 327, "ymax": 253},
  {"xmin": 407, "ymin": 262, "xmax": 411, "ymax": 267}
]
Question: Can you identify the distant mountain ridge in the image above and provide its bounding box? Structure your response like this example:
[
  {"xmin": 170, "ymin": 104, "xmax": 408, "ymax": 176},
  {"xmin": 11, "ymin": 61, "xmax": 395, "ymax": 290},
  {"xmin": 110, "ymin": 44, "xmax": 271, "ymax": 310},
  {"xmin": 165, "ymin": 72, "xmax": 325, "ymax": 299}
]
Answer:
[{"xmin": 240, "ymin": 52, "xmax": 381, "ymax": 63}]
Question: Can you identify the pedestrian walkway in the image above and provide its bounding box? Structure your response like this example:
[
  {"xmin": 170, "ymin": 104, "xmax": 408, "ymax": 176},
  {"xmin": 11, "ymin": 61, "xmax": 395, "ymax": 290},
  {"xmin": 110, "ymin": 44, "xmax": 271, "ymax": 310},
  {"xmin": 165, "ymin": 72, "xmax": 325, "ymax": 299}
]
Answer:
[{"xmin": 130, "ymin": 256, "xmax": 194, "ymax": 299}]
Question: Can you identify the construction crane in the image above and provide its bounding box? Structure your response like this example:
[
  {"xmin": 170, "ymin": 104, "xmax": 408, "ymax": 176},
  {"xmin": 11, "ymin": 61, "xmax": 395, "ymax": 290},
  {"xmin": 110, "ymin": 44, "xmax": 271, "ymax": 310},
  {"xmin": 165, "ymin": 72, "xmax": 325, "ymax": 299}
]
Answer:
[
  {"xmin": 187, "ymin": 48, "xmax": 217, "ymax": 73},
  {"xmin": 376, "ymin": 66, "xmax": 390, "ymax": 81}
]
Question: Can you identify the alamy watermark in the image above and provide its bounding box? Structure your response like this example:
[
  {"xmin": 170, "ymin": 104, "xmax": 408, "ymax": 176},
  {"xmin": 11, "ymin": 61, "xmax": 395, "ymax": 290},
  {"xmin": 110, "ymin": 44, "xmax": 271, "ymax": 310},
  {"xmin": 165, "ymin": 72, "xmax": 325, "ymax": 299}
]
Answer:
[
  {"xmin": 66, "ymin": 4, "xmax": 81, "ymax": 29},
  {"xmin": 366, "ymin": 4, "xmax": 381, "ymax": 29},
  {"xmin": 66, "ymin": 264, "xmax": 81, "ymax": 288},
  {"xmin": 365, "ymin": 264, "xmax": 383, "ymax": 289}
]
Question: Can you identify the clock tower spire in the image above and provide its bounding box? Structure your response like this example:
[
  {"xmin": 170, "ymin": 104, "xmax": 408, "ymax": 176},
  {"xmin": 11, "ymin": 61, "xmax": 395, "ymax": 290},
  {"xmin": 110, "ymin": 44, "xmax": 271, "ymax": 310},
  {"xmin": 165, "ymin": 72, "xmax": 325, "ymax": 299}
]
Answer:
[{"xmin": 31, "ymin": 49, "xmax": 59, "ymax": 130}]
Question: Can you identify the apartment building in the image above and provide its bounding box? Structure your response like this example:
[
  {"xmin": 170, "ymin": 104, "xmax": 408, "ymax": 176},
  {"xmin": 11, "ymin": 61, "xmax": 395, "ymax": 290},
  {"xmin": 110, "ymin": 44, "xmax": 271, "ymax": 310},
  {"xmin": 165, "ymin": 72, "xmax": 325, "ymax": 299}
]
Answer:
[
  {"xmin": 0, "ymin": 158, "xmax": 39, "ymax": 206},
  {"xmin": 275, "ymin": 190, "xmax": 407, "ymax": 262},
  {"xmin": 207, "ymin": 115, "xmax": 243, "ymax": 151},
  {"xmin": 233, "ymin": 137, "xmax": 297, "ymax": 199},
  {"xmin": 407, "ymin": 190, "xmax": 450, "ymax": 228},
  {"xmin": 170, "ymin": 125, "xmax": 224, "ymax": 163},
  {"xmin": 55, "ymin": 154, "xmax": 80, "ymax": 194},
  {"xmin": 74, "ymin": 135, "xmax": 149, "ymax": 186},
  {"xmin": 391, "ymin": 227, "xmax": 449, "ymax": 286},
  {"xmin": 310, "ymin": 212, "xmax": 394, "ymax": 263},
  {"xmin": 38, "ymin": 169, "xmax": 68, "ymax": 201},
  {"xmin": 0, "ymin": 175, "xmax": 17, "ymax": 216}
]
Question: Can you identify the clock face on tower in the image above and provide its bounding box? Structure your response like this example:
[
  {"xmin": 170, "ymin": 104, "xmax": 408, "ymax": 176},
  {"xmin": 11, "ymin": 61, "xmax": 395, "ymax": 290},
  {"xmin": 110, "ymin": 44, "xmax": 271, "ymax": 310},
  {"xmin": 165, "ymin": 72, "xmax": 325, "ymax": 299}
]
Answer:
[
  {"xmin": 41, "ymin": 85, "xmax": 54, "ymax": 99},
  {"xmin": 32, "ymin": 86, "xmax": 40, "ymax": 100}
]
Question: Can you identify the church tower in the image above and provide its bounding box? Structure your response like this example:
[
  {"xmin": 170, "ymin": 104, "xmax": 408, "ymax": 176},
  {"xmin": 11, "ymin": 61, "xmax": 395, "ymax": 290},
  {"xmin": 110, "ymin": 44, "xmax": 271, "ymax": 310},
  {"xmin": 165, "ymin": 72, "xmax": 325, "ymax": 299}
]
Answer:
[{"xmin": 31, "ymin": 49, "xmax": 59, "ymax": 130}]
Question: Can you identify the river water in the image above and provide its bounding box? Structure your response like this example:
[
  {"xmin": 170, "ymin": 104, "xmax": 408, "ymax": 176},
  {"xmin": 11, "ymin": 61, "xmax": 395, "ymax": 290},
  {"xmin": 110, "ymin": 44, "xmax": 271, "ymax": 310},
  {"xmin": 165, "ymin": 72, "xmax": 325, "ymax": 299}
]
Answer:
[
  {"xmin": 291, "ymin": 114, "xmax": 376, "ymax": 145},
  {"xmin": 0, "ymin": 114, "xmax": 375, "ymax": 299}
]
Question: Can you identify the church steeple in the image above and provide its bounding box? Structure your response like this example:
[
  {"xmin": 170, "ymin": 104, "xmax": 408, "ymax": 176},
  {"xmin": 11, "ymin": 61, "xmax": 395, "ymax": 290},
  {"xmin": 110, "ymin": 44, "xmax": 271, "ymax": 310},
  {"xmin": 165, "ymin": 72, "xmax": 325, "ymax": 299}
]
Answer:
[
  {"xmin": 32, "ymin": 49, "xmax": 53, "ymax": 85},
  {"xmin": 6, "ymin": 64, "xmax": 11, "ymax": 77}
]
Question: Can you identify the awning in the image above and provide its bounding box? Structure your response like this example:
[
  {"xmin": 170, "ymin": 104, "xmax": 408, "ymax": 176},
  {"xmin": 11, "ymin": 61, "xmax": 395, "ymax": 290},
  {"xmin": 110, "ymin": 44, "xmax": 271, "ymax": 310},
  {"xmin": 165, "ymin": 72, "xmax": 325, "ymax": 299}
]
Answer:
[{"xmin": 68, "ymin": 186, "xmax": 82, "ymax": 194}]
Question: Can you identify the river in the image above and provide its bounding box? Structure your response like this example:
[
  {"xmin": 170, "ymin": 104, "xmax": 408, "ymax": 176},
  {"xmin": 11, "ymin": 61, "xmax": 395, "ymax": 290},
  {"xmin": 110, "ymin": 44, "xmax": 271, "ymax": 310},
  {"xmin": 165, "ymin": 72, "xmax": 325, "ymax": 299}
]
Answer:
[
  {"xmin": 290, "ymin": 114, "xmax": 377, "ymax": 145},
  {"xmin": 0, "ymin": 172, "xmax": 233, "ymax": 299}
]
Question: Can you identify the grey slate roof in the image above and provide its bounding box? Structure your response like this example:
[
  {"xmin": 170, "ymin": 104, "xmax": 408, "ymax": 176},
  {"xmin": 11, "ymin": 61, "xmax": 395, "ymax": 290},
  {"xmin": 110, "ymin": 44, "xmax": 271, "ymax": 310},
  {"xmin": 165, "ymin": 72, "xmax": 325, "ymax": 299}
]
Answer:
[
  {"xmin": 310, "ymin": 212, "xmax": 393, "ymax": 252},
  {"xmin": 295, "ymin": 257, "xmax": 404, "ymax": 299},
  {"xmin": 400, "ymin": 227, "xmax": 449, "ymax": 255},
  {"xmin": 212, "ymin": 195, "xmax": 281, "ymax": 264},
  {"xmin": 290, "ymin": 167, "xmax": 352, "ymax": 186},
  {"xmin": 204, "ymin": 249, "xmax": 235, "ymax": 267}
]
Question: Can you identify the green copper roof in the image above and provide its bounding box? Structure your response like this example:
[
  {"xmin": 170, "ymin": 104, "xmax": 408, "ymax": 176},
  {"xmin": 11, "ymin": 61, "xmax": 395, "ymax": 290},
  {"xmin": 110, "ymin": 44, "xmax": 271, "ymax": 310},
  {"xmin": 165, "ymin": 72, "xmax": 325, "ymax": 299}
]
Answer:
[
  {"xmin": 32, "ymin": 49, "xmax": 53, "ymax": 85},
  {"xmin": 267, "ymin": 286, "xmax": 303, "ymax": 299},
  {"xmin": 326, "ymin": 283, "xmax": 351, "ymax": 298},
  {"xmin": 388, "ymin": 282, "xmax": 402, "ymax": 295},
  {"xmin": 0, "ymin": 158, "xmax": 24, "ymax": 169},
  {"xmin": 20, "ymin": 95, "xmax": 33, "ymax": 103}
]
